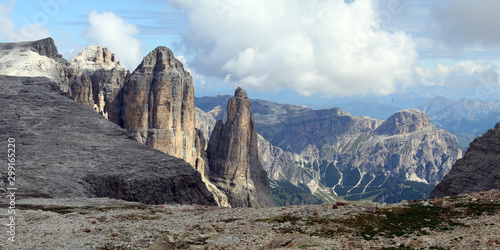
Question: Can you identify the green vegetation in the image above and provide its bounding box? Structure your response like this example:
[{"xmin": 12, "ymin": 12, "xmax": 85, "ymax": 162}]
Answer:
[
  {"xmin": 373, "ymin": 181, "xmax": 435, "ymax": 203},
  {"xmin": 271, "ymin": 180, "xmax": 323, "ymax": 206},
  {"xmin": 298, "ymin": 243, "xmax": 320, "ymax": 248},
  {"xmin": 343, "ymin": 204, "xmax": 466, "ymax": 240},
  {"xmin": 322, "ymin": 162, "xmax": 341, "ymax": 187},
  {"xmin": 334, "ymin": 168, "xmax": 361, "ymax": 196},
  {"xmin": 258, "ymin": 199, "xmax": 500, "ymax": 241},
  {"xmin": 453, "ymin": 132, "xmax": 477, "ymax": 150}
]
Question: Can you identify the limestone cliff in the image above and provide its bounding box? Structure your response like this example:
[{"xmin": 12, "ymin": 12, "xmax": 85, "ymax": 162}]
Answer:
[
  {"xmin": 429, "ymin": 122, "xmax": 500, "ymax": 198},
  {"xmin": 206, "ymin": 87, "xmax": 275, "ymax": 207},
  {"xmin": 120, "ymin": 46, "xmax": 201, "ymax": 167},
  {"xmin": 66, "ymin": 46, "xmax": 128, "ymax": 121}
]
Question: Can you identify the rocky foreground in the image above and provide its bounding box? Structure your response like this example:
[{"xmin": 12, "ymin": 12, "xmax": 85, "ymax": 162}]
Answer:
[{"xmin": 1, "ymin": 189, "xmax": 499, "ymax": 249}]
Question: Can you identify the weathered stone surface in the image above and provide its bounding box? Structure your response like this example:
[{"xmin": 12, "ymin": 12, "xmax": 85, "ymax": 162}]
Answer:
[
  {"xmin": 374, "ymin": 109, "xmax": 432, "ymax": 136},
  {"xmin": 429, "ymin": 122, "xmax": 500, "ymax": 198},
  {"xmin": 120, "ymin": 46, "xmax": 200, "ymax": 167},
  {"xmin": 0, "ymin": 75, "xmax": 216, "ymax": 205},
  {"xmin": 70, "ymin": 45, "xmax": 121, "ymax": 71},
  {"xmin": 28, "ymin": 37, "xmax": 67, "ymax": 63},
  {"xmin": 207, "ymin": 87, "xmax": 275, "ymax": 207},
  {"xmin": 65, "ymin": 46, "xmax": 129, "ymax": 122}
]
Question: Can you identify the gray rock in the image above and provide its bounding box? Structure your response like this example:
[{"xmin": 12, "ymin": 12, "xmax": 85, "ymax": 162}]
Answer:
[
  {"xmin": 0, "ymin": 75, "xmax": 216, "ymax": 205},
  {"xmin": 429, "ymin": 122, "xmax": 500, "ymax": 198}
]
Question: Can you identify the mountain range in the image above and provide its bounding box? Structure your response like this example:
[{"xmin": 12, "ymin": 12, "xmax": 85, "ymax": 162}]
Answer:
[
  {"xmin": 196, "ymin": 96, "xmax": 463, "ymax": 203},
  {"xmin": 1, "ymin": 37, "xmax": 498, "ymax": 208}
]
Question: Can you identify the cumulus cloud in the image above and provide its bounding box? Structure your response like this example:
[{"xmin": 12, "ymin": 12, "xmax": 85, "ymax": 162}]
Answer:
[
  {"xmin": 430, "ymin": 0, "xmax": 500, "ymax": 49},
  {"xmin": 169, "ymin": 0, "xmax": 418, "ymax": 97},
  {"xmin": 177, "ymin": 55, "xmax": 206, "ymax": 85},
  {"xmin": 84, "ymin": 11, "xmax": 142, "ymax": 70},
  {"xmin": 0, "ymin": 0, "xmax": 50, "ymax": 42},
  {"xmin": 416, "ymin": 62, "xmax": 500, "ymax": 89}
]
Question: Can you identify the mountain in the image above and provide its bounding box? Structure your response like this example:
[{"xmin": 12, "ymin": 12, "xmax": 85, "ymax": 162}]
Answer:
[
  {"xmin": 0, "ymin": 38, "xmax": 277, "ymax": 208},
  {"xmin": 0, "ymin": 38, "xmax": 69, "ymax": 93},
  {"xmin": 206, "ymin": 87, "xmax": 276, "ymax": 207},
  {"xmin": 119, "ymin": 46, "xmax": 203, "ymax": 169},
  {"xmin": 196, "ymin": 96, "xmax": 463, "ymax": 203},
  {"xmin": 0, "ymin": 75, "xmax": 216, "ymax": 205},
  {"xmin": 429, "ymin": 122, "xmax": 500, "ymax": 198},
  {"xmin": 419, "ymin": 97, "xmax": 500, "ymax": 149}
]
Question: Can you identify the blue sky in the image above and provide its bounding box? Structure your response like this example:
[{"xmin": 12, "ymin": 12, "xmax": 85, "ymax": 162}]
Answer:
[{"xmin": 2, "ymin": 0, "xmax": 500, "ymax": 107}]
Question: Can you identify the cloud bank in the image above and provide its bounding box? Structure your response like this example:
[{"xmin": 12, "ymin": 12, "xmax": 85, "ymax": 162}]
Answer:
[
  {"xmin": 170, "ymin": 0, "xmax": 418, "ymax": 97},
  {"xmin": 84, "ymin": 11, "xmax": 143, "ymax": 70},
  {"xmin": 0, "ymin": 0, "xmax": 50, "ymax": 42},
  {"xmin": 416, "ymin": 62, "xmax": 500, "ymax": 91},
  {"xmin": 430, "ymin": 0, "xmax": 500, "ymax": 49}
]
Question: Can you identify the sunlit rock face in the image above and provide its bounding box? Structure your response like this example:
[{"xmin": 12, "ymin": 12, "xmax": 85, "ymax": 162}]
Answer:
[
  {"xmin": 207, "ymin": 87, "xmax": 276, "ymax": 207},
  {"xmin": 120, "ymin": 46, "xmax": 202, "ymax": 167}
]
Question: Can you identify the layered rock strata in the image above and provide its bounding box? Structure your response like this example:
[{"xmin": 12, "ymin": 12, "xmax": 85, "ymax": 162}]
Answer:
[{"xmin": 206, "ymin": 87, "xmax": 275, "ymax": 207}]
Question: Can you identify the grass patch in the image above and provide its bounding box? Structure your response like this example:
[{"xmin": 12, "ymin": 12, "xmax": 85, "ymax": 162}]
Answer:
[
  {"xmin": 456, "ymin": 202, "xmax": 500, "ymax": 216},
  {"xmin": 342, "ymin": 203, "xmax": 466, "ymax": 240},
  {"xmin": 16, "ymin": 205, "xmax": 90, "ymax": 214},
  {"xmin": 298, "ymin": 243, "xmax": 320, "ymax": 248}
]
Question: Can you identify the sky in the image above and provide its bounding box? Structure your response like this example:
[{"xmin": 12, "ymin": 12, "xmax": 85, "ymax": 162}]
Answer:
[{"xmin": 1, "ymin": 0, "xmax": 500, "ymax": 108}]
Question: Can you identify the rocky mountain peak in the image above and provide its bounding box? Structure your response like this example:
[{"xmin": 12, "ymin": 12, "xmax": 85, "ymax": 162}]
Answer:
[
  {"xmin": 121, "ymin": 46, "xmax": 200, "ymax": 168},
  {"xmin": 137, "ymin": 46, "xmax": 185, "ymax": 73},
  {"xmin": 207, "ymin": 87, "xmax": 275, "ymax": 207},
  {"xmin": 374, "ymin": 108, "xmax": 432, "ymax": 136},
  {"xmin": 29, "ymin": 37, "xmax": 66, "ymax": 62},
  {"xmin": 234, "ymin": 86, "xmax": 248, "ymax": 99},
  {"xmin": 70, "ymin": 45, "xmax": 123, "ymax": 71},
  {"xmin": 429, "ymin": 122, "xmax": 500, "ymax": 198}
]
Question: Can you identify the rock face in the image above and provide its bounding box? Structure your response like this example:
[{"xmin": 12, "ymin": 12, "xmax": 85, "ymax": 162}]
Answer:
[
  {"xmin": 429, "ymin": 122, "xmax": 500, "ymax": 198},
  {"xmin": 374, "ymin": 109, "xmax": 432, "ymax": 136},
  {"xmin": 65, "ymin": 46, "xmax": 129, "ymax": 121},
  {"xmin": 0, "ymin": 76, "xmax": 216, "ymax": 205},
  {"xmin": 120, "ymin": 46, "xmax": 201, "ymax": 168},
  {"xmin": 207, "ymin": 87, "xmax": 275, "ymax": 207}
]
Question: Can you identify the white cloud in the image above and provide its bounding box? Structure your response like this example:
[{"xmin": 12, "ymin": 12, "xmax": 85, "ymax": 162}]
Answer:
[
  {"xmin": 84, "ymin": 11, "xmax": 142, "ymax": 70},
  {"xmin": 416, "ymin": 62, "xmax": 500, "ymax": 88},
  {"xmin": 169, "ymin": 0, "xmax": 418, "ymax": 97},
  {"xmin": 0, "ymin": 0, "xmax": 50, "ymax": 42},
  {"xmin": 177, "ymin": 55, "xmax": 206, "ymax": 85}
]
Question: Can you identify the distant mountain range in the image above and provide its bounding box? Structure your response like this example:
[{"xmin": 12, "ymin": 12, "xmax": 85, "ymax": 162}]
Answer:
[
  {"xmin": 196, "ymin": 96, "xmax": 463, "ymax": 204},
  {"xmin": 419, "ymin": 97, "xmax": 500, "ymax": 149},
  {"xmin": 308, "ymin": 97, "xmax": 500, "ymax": 149}
]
